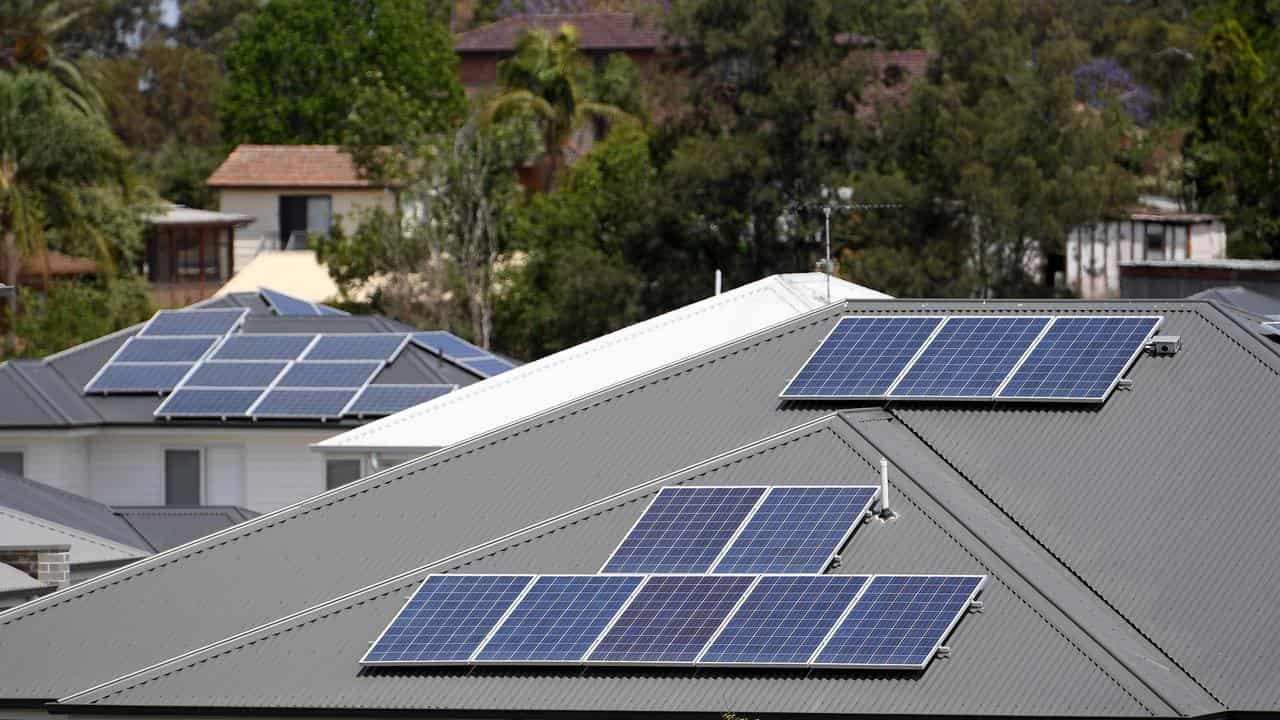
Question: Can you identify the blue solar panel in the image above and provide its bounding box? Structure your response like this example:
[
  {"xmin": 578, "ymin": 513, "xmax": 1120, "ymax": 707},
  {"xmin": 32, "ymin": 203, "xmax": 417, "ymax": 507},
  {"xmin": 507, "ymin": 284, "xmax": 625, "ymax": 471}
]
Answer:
[
  {"xmin": 410, "ymin": 331, "xmax": 485, "ymax": 360},
  {"xmin": 212, "ymin": 334, "xmax": 316, "ymax": 360},
  {"xmin": 276, "ymin": 361, "xmax": 380, "ymax": 388},
  {"xmin": 713, "ymin": 486, "xmax": 878, "ymax": 573},
  {"xmin": 699, "ymin": 575, "xmax": 868, "ymax": 665},
  {"xmin": 139, "ymin": 309, "xmax": 246, "ymax": 337},
  {"xmin": 998, "ymin": 316, "xmax": 1161, "ymax": 401},
  {"xmin": 184, "ymin": 361, "xmax": 287, "ymax": 388},
  {"xmin": 587, "ymin": 575, "xmax": 755, "ymax": 663},
  {"xmin": 362, "ymin": 575, "xmax": 533, "ymax": 664},
  {"xmin": 316, "ymin": 303, "xmax": 348, "ymax": 316},
  {"xmin": 116, "ymin": 337, "xmax": 217, "ymax": 362},
  {"xmin": 813, "ymin": 575, "xmax": 983, "ymax": 668},
  {"xmin": 251, "ymin": 388, "xmax": 357, "ymax": 417},
  {"xmin": 304, "ymin": 334, "xmax": 407, "ymax": 361},
  {"xmin": 260, "ymin": 288, "xmax": 320, "ymax": 316},
  {"xmin": 891, "ymin": 316, "xmax": 1051, "ymax": 398},
  {"xmin": 346, "ymin": 384, "xmax": 455, "ymax": 416},
  {"xmin": 85, "ymin": 363, "xmax": 193, "ymax": 393},
  {"xmin": 459, "ymin": 356, "xmax": 516, "ymax": 377},
  {"xmin": 601, "ymin": 487, "xmax": 766, "ymax": 574},
  {"xmin": 780, "ymin": 316, "xmax": 943, "ymax": 398},
  {"xmin": 475, "ymin": 575, "xmax": 643, "ymax": 662},
  {"xmin": 155, "ymin": 388, "xmax": 262, "ymax": 416}
]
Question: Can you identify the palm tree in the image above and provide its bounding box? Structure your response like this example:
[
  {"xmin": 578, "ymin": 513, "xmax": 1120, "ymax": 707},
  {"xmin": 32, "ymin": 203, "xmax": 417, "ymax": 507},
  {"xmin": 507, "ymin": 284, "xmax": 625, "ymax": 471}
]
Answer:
[
  {"xmin": 485, "ymin": 24, "xmax": 634, "ymax": 189},
  {"xmin": 0, "ymin": 0, "xmax": 103, "ymax": 115},
  {"xmin": 0, "ymin": 71, "xmax": 126, "ymax": 346}
]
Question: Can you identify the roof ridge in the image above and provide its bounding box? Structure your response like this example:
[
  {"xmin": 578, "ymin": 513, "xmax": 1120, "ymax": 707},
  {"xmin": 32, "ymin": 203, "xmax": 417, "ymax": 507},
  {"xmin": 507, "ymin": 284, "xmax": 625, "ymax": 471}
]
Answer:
[{"xmin": 0, "ymin": 507, "xmax": 147, "ymax": 557}]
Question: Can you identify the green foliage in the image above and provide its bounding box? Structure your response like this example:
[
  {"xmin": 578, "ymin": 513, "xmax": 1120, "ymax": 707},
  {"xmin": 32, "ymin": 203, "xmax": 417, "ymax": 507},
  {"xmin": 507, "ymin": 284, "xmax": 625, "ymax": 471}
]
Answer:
[
  {"xmin": 497, "ymin": 123, "xmax": 654, "ymax": 358},
  {"xmin": 58, "ymin": 0, "xmax": 162, "ymax": 57},
  {"xmin": 5, "ymin": 278, "xmax": 151, "ymax": 358},
  {"xmin": 133, "ymin": 142, "xmax": 224, "ymax": 209},
  {"xmin": 172, "ymin": 0, "xmax": 261, "ymax": 56},
  {"xmin": 0, "ymin": 0, "xmax": 105, "ymax": 114},
  {"xmin": 91, "ymin": 42, "xmax": 223, "ymax": 149},
  {"xmin": 220, "ymin": 0, "xmax": 465, "ymax": 145}
]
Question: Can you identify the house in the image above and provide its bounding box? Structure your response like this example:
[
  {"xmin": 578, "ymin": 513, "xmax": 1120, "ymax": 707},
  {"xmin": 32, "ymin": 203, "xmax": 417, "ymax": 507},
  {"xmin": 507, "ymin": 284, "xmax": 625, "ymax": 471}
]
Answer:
[
  {"xmin": 1, "ymin": 295, "xmax": 1277, "ymax": 718},
  {"xmin": 0, "ymin": 468, "xmax": 257, "ymax": 609},
  {"xmin": 142, "ymin": 203, "xmax": 253, "ymax": 308},
  {"xmin": 1065, "ymin": 197, "xmax": 1226, "ymax": 298},
  {"xmin": 317, "ymin": 272, "xmax": 888, "ymax": 468},
  {"xmin": 1120, "ymin": 258, "xmax": 1280, "ymax": 299},
  {"xmin": 0, "ymin": 288, "xmax": 508, "ymax": 514},
  {"xmin": 207, "ymin": 145, "xmax": 394, "ymax": 271}
]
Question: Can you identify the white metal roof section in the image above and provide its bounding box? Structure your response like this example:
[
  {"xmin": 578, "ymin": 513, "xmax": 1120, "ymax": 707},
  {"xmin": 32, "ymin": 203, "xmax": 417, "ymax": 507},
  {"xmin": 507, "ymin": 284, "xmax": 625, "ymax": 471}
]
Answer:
[
  {"xmin": 316, "ymin": 274, "xmax": 888, "ymax": 453},
  {"xmin": 0, "ymin": 508, "xmax": 148, "ymax": 565}
]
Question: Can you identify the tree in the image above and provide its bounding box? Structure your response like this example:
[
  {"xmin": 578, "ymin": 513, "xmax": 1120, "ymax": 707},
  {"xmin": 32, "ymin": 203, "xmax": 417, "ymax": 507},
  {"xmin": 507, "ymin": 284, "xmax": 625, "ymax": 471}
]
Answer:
[
  {"xmin": 0, "ymin": 0, "xmax": 103, "ymax": 114},
  {"xmin": 0, "ymin": 70, "xmax": 143, "ymax": 347},
  {"xmin": 172, "ymin": 0, "xmax": 261, "ymax": 56},
  {"xmin": 221, "ymin": 0, "xmax": 465, "ymax": 145},
  {"xmin": 58, "ymin": 0, "xmax": 162, "ymax": 58},
  {"xmin": 486, "ymin": 24, "xmax": 637, "ymax": 188}
]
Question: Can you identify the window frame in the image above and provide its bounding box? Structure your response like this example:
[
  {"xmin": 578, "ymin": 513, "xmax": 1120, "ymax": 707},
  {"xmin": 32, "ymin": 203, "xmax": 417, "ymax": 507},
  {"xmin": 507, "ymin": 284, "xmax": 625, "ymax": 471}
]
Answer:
[
  {"xmin": 163, "ymin": 448, "xmax": 205, "ymax": 506},
  {"xmin": 0, "ymin": 448, "xmax": 25, "ymax": 477},
  {"xmin": 325, "ymin": 456, "xmax": 365, "ymax": 491}
]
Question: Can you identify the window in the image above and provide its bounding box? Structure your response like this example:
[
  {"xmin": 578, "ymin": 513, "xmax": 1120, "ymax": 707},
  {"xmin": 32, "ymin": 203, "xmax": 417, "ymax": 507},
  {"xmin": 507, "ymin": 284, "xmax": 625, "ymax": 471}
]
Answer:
[
  {"xmin": 1145, "ymin": 225, "xmax": 1167, "ymax": 259},
  {"xmin": 326, "ymin": 458, "xmax": 363, "ymax": 490},
  {"xmin": 164, "ymin": 449, "xmax": 202, "ymax": 506},
  {"xmin": 279, "ymin": 196, "xmax": 332, "ymax": 249},
  {"xmin": 0, "ymin": 450, "xmax": 24, "ymax": 476}
]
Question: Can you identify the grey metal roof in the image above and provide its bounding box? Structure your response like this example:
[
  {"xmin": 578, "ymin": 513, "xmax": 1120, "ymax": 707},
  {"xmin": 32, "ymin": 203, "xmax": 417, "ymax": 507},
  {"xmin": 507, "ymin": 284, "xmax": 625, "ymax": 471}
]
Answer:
[
  {"xmin": 1188, "ymin": 284, "xmax": 1280, "ymax": 320},
  {"xmin": 3, "ymin": 299, "xmax": 1278, "ymax": 717},
  {"xmin": 0, "ymin": 470, "xmax": 149, "ymax": 551},
  {"xmin": 112, "ymin": 506, "xmax": 258, "ymax": 552},
  {"xmin": 0, "ymin": 293, "xmax": 489, "ymax": 429}
]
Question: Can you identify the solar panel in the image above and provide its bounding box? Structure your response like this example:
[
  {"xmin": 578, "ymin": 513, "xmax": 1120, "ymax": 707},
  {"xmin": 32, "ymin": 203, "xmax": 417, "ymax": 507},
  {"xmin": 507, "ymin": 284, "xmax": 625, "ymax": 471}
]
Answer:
[
  {"xmin": 316, "ymin": 303, "xmax": 349, "ymax": 316},
  {"xmin": 410, "ymin": 331, "xmax": 485, "ymax": 360},
  {"xmin": 587, "ymin": 575, "xmax": 756, "ymax": 664},
  {"xmin": 997, "ymin": 316, "xmax": 1161, "ymax": 401},
  {"xmin": 275, "ymin": 361, "xmax": 381, "ymax": 388},
  {"xmin": 116, "ymin": 337, "xmax": 217, "ymax": 363},
  {"xmin": 890, "ymin": 316, "xmax": 1051, "ymax": 398},
  {"xmin": 139, "ymin": 308, "xmax": 247, "ymax": 337},
  {"xmin": 155, "ymin": 388, "xmax": 262, "ymax": 417},
  {"xmin": 600, "ymin": 487, "xmax": 766, "ymax": 574},
  {"xmin": 459, "ymin": 356, "xmax": 517, "ymax": 377},
  {"xmin": 699, "ymin": 575, "xmax": 868, "ymax": 665},
  {"xmin": 85, "ymin": 363, "xmax": 193, "ymax": 393},
  {"xmin": 251, "ymin": 388, "xmax": 357, "ymax": 418},
  {"xmin": 183, "ymin": 361, "xmax": 287, "ymax": 388},
  {"xmin": 780, "ymin": 316, "xmax": 944, "ymax": 399},
  {"xmin": 712, "ymin": 486, "xmax": 878, "ymax": 574},
  {"xmin": 346, "ymin": 384, "xmax": 456, "ymax": 416},
  {"xmin": 812, "ymin": 575, "xmax": 984, "ymax": 668},
  {"xmin": 211, "ymin": 334, "xmax": 317, "ymax": 360},
  {"xmin": 475, "ymin": 575, "xmax": 644, "ymax": 662},
  {"xmin": 304, "ymin": 334, "xmax": 408, "ymax": 361},
  {"xmin": 362, "ymin": 575, "xmax": 534, "ymax": 665},
  {"xmin": 260, "ymin": 288, "xmax": 320, "ymax": 316}
]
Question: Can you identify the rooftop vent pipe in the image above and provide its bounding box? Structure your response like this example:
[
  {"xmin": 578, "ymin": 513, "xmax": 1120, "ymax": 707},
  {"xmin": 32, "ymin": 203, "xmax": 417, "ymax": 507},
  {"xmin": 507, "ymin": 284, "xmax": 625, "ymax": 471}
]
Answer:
[{"xmin": 879, "ymin": 458, "xmax": 896, "ymax": 520}]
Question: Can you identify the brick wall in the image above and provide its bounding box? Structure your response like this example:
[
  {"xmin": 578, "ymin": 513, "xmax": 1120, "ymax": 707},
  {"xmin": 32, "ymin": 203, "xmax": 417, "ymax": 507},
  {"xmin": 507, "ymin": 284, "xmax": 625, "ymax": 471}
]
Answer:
[{"xmin": 0, "ymin": 545, "xmax": 71, "ymax": 587}]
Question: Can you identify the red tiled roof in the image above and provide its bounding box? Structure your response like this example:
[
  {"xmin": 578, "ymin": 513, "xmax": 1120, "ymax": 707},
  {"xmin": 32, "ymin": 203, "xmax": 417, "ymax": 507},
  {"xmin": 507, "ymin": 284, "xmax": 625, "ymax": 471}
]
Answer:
[
  {"xmin": 207, "ymin": 145, "xmax": 375, "ymax": 188},
  {"xmin": 455, "ymin": 13, "xmax": 663, "ymax": 53}
]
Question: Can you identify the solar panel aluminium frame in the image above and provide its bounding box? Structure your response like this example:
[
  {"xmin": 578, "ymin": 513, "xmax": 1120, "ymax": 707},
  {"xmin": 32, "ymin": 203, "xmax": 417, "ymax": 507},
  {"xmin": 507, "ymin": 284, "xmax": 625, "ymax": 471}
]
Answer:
[
  {"xmin": 708, "ymin": 485, "xmax": 881, "ymax": 575},
  {"xmin": 778, "ymin": 315, "xmax": 947, "ymax": 400},
  {"xmin": 344, "ymin": 383, "xmax": 460, "ymax": 418},
  {"xmin": 84, "ymin": 362, "xmax": 198, "ymax": 394},
  {"xmin": 358, "ymin": 574, "xmax": 537, "ymax": 667},
  {"xmin": 464, "ymin": 574, "xmax": 650, "ymax": 666},
  {"xmin": 582, "ymin": 573, "xmax": 763, "ymax": 667},
  {"xmin": 992, "ymin": 315, "xmax": 1164, "ymax": 403},
  {"xmin": 83, "ymin": 334, "xmax": 223, "ymax": 395},
  {"xmin": 301, "ymin": 333, "xmax": 412, "ymax": 363},
  {"xmin": 881, "ymin": 315, "xmax": 1056, "ymax": 401},
  {"xmin": 597, "ymin": 485, "xmax": 771, "ymax": 574},
  {"xmin": 207, "ymin": 332, "xmax": 322, "ymax": 361},
  {"xmin": 807, "ymin": 573, "xmax": 987, "ymax": 670}
]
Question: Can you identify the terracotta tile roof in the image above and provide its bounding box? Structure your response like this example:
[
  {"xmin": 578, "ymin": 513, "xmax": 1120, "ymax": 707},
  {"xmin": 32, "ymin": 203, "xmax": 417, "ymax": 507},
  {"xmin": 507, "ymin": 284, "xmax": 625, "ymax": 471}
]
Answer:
[
  {"xmin": 456, "ymin": 12, "xmax": 663, "ymax": 52},
  {"xmin": 207, "ymin": 145, "xmax": 375, "ymax": 188}
]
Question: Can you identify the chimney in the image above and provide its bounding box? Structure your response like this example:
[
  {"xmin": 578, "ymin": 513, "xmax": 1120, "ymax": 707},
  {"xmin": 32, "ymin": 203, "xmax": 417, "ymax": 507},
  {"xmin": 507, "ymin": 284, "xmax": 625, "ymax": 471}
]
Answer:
[{"xmin": 0, "ymin": 544, "xmax": 71, "ymax": 588}]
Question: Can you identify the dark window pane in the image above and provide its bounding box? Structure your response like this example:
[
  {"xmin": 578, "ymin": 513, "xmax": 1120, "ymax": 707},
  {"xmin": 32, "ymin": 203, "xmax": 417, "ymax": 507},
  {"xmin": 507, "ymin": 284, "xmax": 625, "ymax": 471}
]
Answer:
[
  {"xmin": 326, "ymin": 459, "xmax": 362, "ymax": 490},
  {"xmin": 0, "ymin": 451, "xmax": 23, "ymax": 476},
  {"xmin": 165, "ymin": 450, "xmax": 202, "ymax": 506}
]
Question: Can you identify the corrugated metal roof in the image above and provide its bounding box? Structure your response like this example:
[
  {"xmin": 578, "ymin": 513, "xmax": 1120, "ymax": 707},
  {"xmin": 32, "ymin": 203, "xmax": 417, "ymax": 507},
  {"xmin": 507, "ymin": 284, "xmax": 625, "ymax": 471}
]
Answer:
[
  {"xmin": 318, "ymin": 273, "xmax": 887, "ymax": 452},
  {"xmin": 112, "ymin": 507, "xmax": 258, "ymax": 552},
  {"xmin": 0, "ymin": 470, "xmax": 148, "ymax": 550},
  {"xmin": 0, "ymin": 507, "xmax": 146, "ymax": 566}
]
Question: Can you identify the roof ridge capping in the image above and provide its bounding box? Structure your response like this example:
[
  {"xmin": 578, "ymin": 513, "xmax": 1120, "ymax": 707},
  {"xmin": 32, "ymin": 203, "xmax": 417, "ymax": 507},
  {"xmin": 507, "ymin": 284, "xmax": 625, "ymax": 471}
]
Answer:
[{"xmin": 0, "ymin": 299, "xmax": 850, "ymax": 626}]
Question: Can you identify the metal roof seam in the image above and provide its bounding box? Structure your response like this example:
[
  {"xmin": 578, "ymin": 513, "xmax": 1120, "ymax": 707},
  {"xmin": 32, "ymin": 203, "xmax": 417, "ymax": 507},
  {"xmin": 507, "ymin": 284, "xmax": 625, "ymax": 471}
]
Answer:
[
  {"xmin": 887, "ymin": 408, "xmax": 1225, "ymax": 709},
  {"xmin": 1196, "ymin": 302, "xmax": 1280, "ymax": 369}
]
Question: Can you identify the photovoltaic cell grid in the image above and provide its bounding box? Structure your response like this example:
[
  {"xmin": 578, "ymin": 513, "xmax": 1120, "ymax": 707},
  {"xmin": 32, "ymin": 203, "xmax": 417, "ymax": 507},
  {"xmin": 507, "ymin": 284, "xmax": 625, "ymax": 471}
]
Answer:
[
  {"xmin": 997, "ymin": 316, "xmax": 1162, "ymax": 400},
  {"xmin": 138, "ymin": 308, "xmax": 247, "ymax": 337},
  {"xmin": 781, "ymin": 316, "xmax": 944, "ymax": 398},
  {"xmin": 85, "ymin": 363, "xmax": 194, "ymax": 393},
  {"xmin": 184, "ymin": 361, "xmax": 288, "ymax": 388},
  {"xmin": 304, "ymin": 334, "xmax": 407, "ymax": 361},
  {"xmin": 115, "ymin": 337, "xmax": 217, "ymax": 363},
  {"xmin": 587, "ymin": 575, "xmax": 756, "ymax": 663},
  {"xmin": 276, "ymin": 361, "xmax": 381, "ymax": 388},
  {"xmin": 212, "ymin": 334, "xmax": 317, "ymax": 360},
  {"xmin": 475, "ymin": 575, "xmax": 644, "ymax": 662},
  {"xmin": 155, "ymin": 389, "xmax": 263, "ymax": 417},
  {"xmin": 252, "ymin": 388, "xmax": 358, "ymax": 418},
  {"xmin": 813, "ymin": 575, "xmax": 984, "ymax": 668},
  {"xmin": 713, "ymin": 486, "xmax": 878, "ymax": 574},
  {"xmin": 346, "ymin": 384, "xmax": 456, "ymax": 416},
  {"xmin": 601, "ymin": 487, "xmax": 766, "ymax": 574},
  {"xmin": 699, "ymin": 575, "xmax": 868, "ymax": 665},
  {"xmin": 362, "ymin": 575, "xmax": 533, "ymax": 664},
  {"xmin": 459, "ymin": 356, "xmax": 517, "ymax": 376},
  {"xmin": 891, "ymin": 316, "xmax": 1050, "ymax": 398},
  {"xmin": 411, "ymin": 331, "xmax": 516, "ymax": 378},
  {"xmin": 85, "ymin": 308, "xmax": 245, "ymax": 394}
]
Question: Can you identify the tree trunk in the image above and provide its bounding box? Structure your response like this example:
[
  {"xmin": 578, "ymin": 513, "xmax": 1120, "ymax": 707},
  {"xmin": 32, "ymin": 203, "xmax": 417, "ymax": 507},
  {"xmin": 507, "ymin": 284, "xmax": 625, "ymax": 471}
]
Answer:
[{"xmin": 3, "ymin": 227, "xmax": 18, "ymax": 350}]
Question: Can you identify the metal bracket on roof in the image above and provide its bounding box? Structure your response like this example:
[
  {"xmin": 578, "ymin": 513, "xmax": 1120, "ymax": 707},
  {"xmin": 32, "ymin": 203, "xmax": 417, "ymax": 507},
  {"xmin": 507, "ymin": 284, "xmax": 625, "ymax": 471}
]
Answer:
[
  {"xmin": 968, "ymin": 600, "xmax": 984, "ymax": 613},
  {"xmin": 935, "ymin": 646, "xmax": 952, "ymax": 658},
  {"xmin": 829, "ymin": 554, "xmax": 843, "ymax": 569},
  {"xmin": 1116, "ymin": 378, "xmax": 1134, "ymax": 391}
]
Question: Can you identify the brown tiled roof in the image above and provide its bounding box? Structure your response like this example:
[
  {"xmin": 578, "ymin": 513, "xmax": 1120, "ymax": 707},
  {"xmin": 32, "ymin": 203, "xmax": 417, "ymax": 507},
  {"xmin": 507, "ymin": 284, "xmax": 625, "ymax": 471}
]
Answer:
[
  {"xmin": 207, "ymin": 145, "xmax": 375, "ymax": 188},
  {"xmin": 455, "ymin": 13, "xmax": 663, "ymax": 52}
]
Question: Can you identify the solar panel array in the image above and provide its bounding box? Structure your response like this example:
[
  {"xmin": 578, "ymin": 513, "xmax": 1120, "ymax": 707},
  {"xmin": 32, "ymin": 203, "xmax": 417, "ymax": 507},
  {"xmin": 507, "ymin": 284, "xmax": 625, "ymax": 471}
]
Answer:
[
  {"xmin": 780, "ymin": 314, "xmax": 1162, "ymax": 402},
  {"xmin": 362, "ymin": 573, "xmax": 983, "ymax": 668},
  {"xmin": 411, "ymin": 331, "xmax": 516, "ymax": 378},
  {"xmin": 84, "ymin": 309, "xmax": 248, "ymax": 394},
  {"xmin": 601, "ymin": 486, "xmax": 879, "ymax": 575},
  {"xmin": 259, "ymin": 288, "xmax": 349, "ymax": 317}
]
